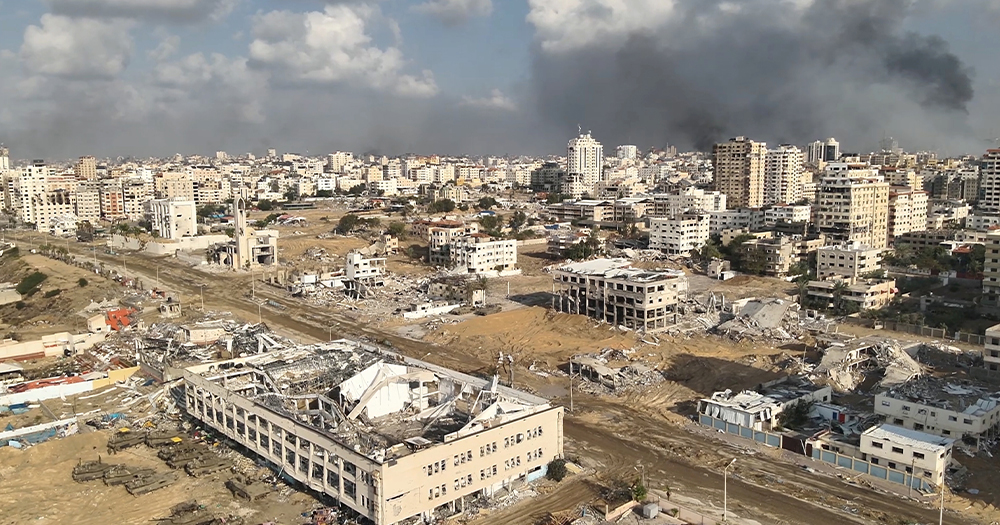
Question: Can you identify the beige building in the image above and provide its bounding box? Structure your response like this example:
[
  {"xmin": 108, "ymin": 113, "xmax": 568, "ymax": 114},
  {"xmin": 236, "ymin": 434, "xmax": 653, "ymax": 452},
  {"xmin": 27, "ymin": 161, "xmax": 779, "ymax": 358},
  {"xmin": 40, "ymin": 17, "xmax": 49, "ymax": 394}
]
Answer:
[
  {"xmin": 73, "ymin": 181, "xmax": 102, "ymax": 223},
  {"xmin": 552, "ymin": 258, "xmax": 687, "ymax": 332},
  {"xmin": 449, "ymin": 235, "xmax": 517, "ymax": 275},
  {"xmin": 144, "ymin": 199, "xmax": 197, "ymax": 240},
  {"xmin": 183, "ymin": 340, "xmax": 563, "ymax": 525},
  {"xmin": 984, "ymin": 323, "xmax": 1000, "ymax": 372},
  {"xmin": 648, "ymin": 188, "xmax": 726, "ymax": 218},
  {"xmin": 983, "ymin": 231, "xmax": 1000, "ymax": 306},
  {"xmin": 764, "ymin": 144, "xmax": 803, "ymax": 205},
  {"xmin": 815, "ymin": 166, "xmax": 890, "ymax": 249},
  {"xmin": 887, "ymin": 186, "xmax": 928, "ymax": 246},
  {"xmin": 156, "ymin": 171, "xmax": 196, "ymax": 201},
  {"xmin": 99, "ymin": 179, "xmax": 125, "ymax": 219},
  {"xmin": 76, "ymin": 156, "xmax": 97, "ymax": 180},
  {"xmin": 816, "ymin": 243, "xmax": 882, "ymax": 280},
  {"xmin": 860, "ymin": 424, "xmax": 953, "ymax": 487},
  {"xmin": 874, "ymin": 382, "xmax": 1000, "ymax": 449},
  {"xmin": 806, "ymin": 278, "xmax": 896, "ymax": 310},
  {"xmin": 712, "ymin": 136, "xmax": 766, "ymax": 208},
  {"xmin": 979, "ymin": 149, "xmax": 1000, "ymax": 212}
]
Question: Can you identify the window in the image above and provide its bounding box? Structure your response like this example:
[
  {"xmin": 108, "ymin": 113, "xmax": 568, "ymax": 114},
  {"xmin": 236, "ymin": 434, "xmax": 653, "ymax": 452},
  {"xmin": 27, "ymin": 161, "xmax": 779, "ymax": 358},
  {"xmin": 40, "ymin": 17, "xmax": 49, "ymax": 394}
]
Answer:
[
  {"xmin": 891, "ymin": 447, "xmax": 904, "ymax": 454},
  {"xmin": 913, "ymin": 452, "xmax": 925, "ymax": 460},
  {"xmin": 871, "ymin": 441, "xmax": 883, "ymax": 449},
  {"xmin": 901, "ymin": 405, "xmax": 910, "ymax": 412},
  {"xmin": 881, "ymin": 400, "xmax": 891, "ymax": 407},
  {"xmin": 963, "ymin": 419, "xmax": 973, "ymax": 425},
  {"xmin": 948, "ymin": 416, "xmax": 958, "ymax": 422}
]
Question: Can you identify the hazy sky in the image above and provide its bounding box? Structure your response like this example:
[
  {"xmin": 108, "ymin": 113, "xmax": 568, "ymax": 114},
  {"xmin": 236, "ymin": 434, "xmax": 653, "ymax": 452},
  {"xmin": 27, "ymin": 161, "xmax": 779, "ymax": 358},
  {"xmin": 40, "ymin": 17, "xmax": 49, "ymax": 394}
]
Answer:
[{"xmin": 1, "ymin": 0, "xmax": 999, "ymax": 160}]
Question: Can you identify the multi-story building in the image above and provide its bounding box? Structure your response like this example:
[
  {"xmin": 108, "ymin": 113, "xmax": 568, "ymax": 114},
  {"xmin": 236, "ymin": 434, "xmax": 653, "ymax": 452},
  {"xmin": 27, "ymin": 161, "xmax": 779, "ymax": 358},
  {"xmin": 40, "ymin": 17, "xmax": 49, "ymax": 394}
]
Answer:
[
  {"xmin": 648, "ymin": 188, "xmax": 726, "ymax": 218},
  {"xmin": 763, "ymin": 204, "xmax": 811, "ymax": 226},
  {"xmin": 183, "ymin": 339, "xmax": 563, "ymax": 525},
  {"xmin": 764, "ymin": 145, "xmax": 803, "ymax": 205},
  {"xmin": 741, "ymin": 236, "xmax": 798, "ymax": 276},
  {"xmin": 99, "ymin": 179, "xmax": 125, "ymax": 220},
  {"xmin": 122, "ymin": 178, "xmax": 151, "ymax": 221},
  {"xmin": 449, "ymin": 235, "xmax": 518, "ymax": 275},
  {"xmin": 806, "ymin": 278, "xmax": 896, "ymax": 310},
  {"xmin": 567, "ymin": 132, "xmax": 603, "ymax": 190},
  {"xmin": 712, "ymin": 136, "xmax": 766, "ymax": 208},
  {"xmin": 860, "ymin": 424, "xmax": 953, "ymax": 488},
  {"xmin": 155, "ymin": 171, "xmax": 196, "ymax": 201},
  {"xmin": 984, "ymin": 323, "xmax": 1000, "ymax": 372},
  {"xmin": 32, "ymin": 189, "xmax": 76, "ymax": 233},
  {"xmin": 815, "ymin": 166, "xmax": 890, "ymax": 249},
  {"xmin": 874, "ymin": 378, "xmax": 1000, "ymax": 449},
  {"xmin": 144, "ymin": 199, "xmax": 197, "ymax": 240},
  {"xmin": 76, "ymin": 155, "xmax": 97, "ymax": 180},
  {"xmin": 708, "ymin": 208, "xmax": 765, "ymax": 234},
  {"xmin": 529, "ymin": 163, "xmax": 565, "ymax": 193},
  {"xmin": 73, "ymin": 181, "xmax": 101, "ymax": 223},
  {"xmin": 807, "ymin": 138, "xmax": 840, "ymax": 164},
  {"xmin": 546, "ymin": 200, "xmax": 615, "ymax": 224},
  {"xmin": 887, "ymin": 186, "xmax": 928, "ymax": 246},
  {"xmin": 552, "ymin": 258, "xmax": 688, "ymax": 332},
  {"xmin": 816, "ymin": 243, "xmax": 882, "ymax": 280},
  {"xmin": 648, "ymin": 213, "xmax": 710, "ymax": 255},
  {"xmin": 9, "ymin": 160, "xmax": 53, "ymax": 225},
  {"xmin": 0, "ymin": 146, "xmax": 9, "ymax": 172},
  {"xmin": 984, "ymin": 231, "xmax": 1000, "ymax": 306},
  {"xmin": 616, "ymin": 144, "xmax": 637, "ymax": 161},
  {"xmin": 979, "ymin": 149, "xmax": 1000, "ymax": 211}
]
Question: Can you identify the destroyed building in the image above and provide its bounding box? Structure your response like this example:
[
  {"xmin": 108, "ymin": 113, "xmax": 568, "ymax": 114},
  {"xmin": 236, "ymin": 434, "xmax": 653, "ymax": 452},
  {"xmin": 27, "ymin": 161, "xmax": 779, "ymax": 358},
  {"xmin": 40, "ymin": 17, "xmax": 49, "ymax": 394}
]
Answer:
[
  {"xmin": 182, "ymin": 339, "xmax": 563, "ymax": 525},
  {"xmin": 698, "ymin": 376, "xmax": 832, "ymax": 432},
  {"xmin": 814, "ymin": 336, "xmax": 923, "ymax": 393},
  {"xmin": 551, "ymin": 258, "xmax": 687, "ymax": 332},
  {"xmin": 875, "ymin": 376, "xmax": 1000, "ymax": 449},
  {"xmin": 715, "ymin": 298, "xmax": 798, "ymax": 341}
]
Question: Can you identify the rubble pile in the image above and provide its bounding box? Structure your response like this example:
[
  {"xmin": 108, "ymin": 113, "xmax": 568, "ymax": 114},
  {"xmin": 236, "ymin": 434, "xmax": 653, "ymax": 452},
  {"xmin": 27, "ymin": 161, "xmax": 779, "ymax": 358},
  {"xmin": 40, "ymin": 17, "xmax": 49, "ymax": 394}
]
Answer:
[
  {"xmin": 570, "ymin": 348, "xmax": 665, "ymax": 396},
  {"xmin": 714, "ymin": 298, "xmax": 801, "ymax": 343},
  {"xmin": 812, "ymin": 337, "xmax": 924, "ymax": 393}
]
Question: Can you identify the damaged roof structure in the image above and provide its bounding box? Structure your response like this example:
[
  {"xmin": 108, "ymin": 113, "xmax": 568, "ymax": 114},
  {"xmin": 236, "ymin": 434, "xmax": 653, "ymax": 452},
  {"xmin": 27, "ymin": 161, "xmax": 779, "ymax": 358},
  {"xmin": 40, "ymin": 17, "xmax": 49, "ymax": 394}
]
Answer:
[
  {"xmin": 698, "ymin": 376, "xmax": 832, "ymax": 431},
  {"xmin": 183, "ymin": 339, "xmax": 563, "ymax": 525},
  {"xmin": 813, "ymin": 336, "xmax": 923, "ymax": 393}
]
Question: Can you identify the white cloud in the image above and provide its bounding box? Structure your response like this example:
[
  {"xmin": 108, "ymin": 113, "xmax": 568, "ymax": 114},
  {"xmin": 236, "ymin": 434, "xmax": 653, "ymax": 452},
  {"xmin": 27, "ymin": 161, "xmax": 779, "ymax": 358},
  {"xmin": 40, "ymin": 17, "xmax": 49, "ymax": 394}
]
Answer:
[
  {"xmin": 20, "ymin": 14, "xmax": 133, "ymax": 79},
  {"xmin": 460, "ymin": 89, "xmax": 516, "ymax": 111},
  {"xmin": 152, "ymin": 52, "xmax": 266, "ymax": 122},
  {"xmin": 148, "ymin": 34, "xmax": 180, "ymax": 61},
  {"xmin": 527, "ymin": 0, "xmax": 678, "ymax": 54},
  {"xmin": 248, "ymin": 5, "xmax": 438, "ymax": 98},
  {"xmin": 45, "ymin": 0, "xmax": 239, "ymax": 22},
  {"xmin": 412, "ymin": 0, "xmax": 492, "ymax": 25}
]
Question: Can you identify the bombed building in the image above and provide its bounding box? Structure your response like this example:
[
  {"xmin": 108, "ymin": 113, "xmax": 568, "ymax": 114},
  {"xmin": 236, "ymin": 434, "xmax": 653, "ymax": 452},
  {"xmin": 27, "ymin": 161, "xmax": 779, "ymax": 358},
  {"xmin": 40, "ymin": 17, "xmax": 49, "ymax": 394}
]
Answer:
[{"xmin": 182, "ymin": 339, "xmax": 563, "ymax": 525}]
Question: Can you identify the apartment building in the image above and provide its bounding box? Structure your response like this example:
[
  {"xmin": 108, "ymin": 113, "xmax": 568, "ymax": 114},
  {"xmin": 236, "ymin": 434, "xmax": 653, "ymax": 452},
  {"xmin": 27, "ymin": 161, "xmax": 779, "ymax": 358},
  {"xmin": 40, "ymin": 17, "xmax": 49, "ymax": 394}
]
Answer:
[
  {"xmin": 427, "ymin": 221, "xmax": 479, "ymax": 266},
  {"xmin": 983, "ymin": 231, "xmax": 1000, "ymax": 306},
  {"xmin": 712, "ymin": 136, "xmax": 766, "ymax": 208},
  {"xmin": 32, "ymin": 190, "xmax": 76, "ymax": 233},
  {"xmin": 874, "ymin": 380, "xmax": 1000, "ymax": 449},
  {"xmin": 887, "ymin": 186, "xmax": 928, "ymax": 247},
  {"xmin": 979, "ymin": 149, "xmax": 1000, "ymax": 211},
  {"xmin": 860, "ymin": 424, "xmax": 953, "ymax": 487},
  {"xmin": 648, "ymin": 188, "xmax": 726, "ymax": 218},
  {"xmin": 708, "ymin": 208, "xmax": 764, "ymax": 234},
  {"xmin": 155, "ymin": 171, "xmax": 196, "ymax": 200},
  {"xmin": 546, "ymin": 200, "xmax": 614, "ymax": 224},
  {"xmin": 816, "ymin": 243, "xmax": 882, "ymax": 280},
  {"xmin": 183, "ymin": 340, "xmax": 563, "ymax": 525},
  {"xmin": 740, "ymin": 236, "xmax": 797, "ymax": 277},
  {"xmin": 412, "ymin": 220, "xmax": 477, "ymax": 243},
  {"xmin": 764, "ymin": 144, "xmax": 803, "ymax": 205},
  {"xmin": 99, "ymin": 179, "xmax": 125, "ymax": 219},
  {"xmin": 984, "ymin": 323, "xmax": 1000, "ymax": 372},
  {"xmin": 567, "ymin": 132, "xmax": 603, "ymax": 190},
  {"xmin": 552, "ymin": 258, "xmax": 688, "ymax": 332},
  {"xmin": 144, "ymin": 199, "xmax": 197, "ymax": 240},
  {"xmin": 806, "ymin": 278, "xmax": 897, "ymax": 310},
  {"xmin": 448, "ymin": 235, "xmax": 517, "ymax": 275},
  {"xmin": 763, "ymin": 204, "xmax": 810, "ymax": 226},
  {"xmin": 815, "ymin": 166, "xmax": 890, "ymax": 249},
  {"xmin": 123, "ymin": 178, "xmax": 152, "ymax": 221},
  {"xmin": 73, "ymin": 181, "xmax": 101, "ymax": 223},
  {"xmin": 76, "ymin": 156, "xmax": 97, "ymax": 180},
  {"xmin": 648, "ymin": 213, "xmax": 710, "ymax": 255}
]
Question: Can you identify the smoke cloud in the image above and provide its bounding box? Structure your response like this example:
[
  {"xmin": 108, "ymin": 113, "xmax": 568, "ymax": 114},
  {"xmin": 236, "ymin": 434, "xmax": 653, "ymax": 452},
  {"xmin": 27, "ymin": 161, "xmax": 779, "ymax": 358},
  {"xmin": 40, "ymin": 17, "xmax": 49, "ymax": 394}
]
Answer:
[{"xmin": 528, "ymin": 0, "xmax": 978, "ymax": 152}]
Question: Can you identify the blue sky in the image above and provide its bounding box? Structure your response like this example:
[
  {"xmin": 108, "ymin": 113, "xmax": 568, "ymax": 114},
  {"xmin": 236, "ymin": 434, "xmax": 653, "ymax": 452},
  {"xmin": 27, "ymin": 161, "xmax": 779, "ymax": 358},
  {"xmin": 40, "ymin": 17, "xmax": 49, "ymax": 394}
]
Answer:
[{"xmin": 0, "ymin": 0, "xmax": 998, "ymax": 159}]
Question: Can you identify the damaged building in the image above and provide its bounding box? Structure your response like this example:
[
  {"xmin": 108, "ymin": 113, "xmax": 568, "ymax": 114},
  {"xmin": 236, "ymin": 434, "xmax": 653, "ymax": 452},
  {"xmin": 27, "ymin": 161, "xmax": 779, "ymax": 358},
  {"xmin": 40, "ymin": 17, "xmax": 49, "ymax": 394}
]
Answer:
[
  {"xmin": 813, "ymin": 336, "xmax": 923, "ymax": 393},
  {"xmin": 552, "ymin": 258, "xmax": 687, "ymax": 332},
  {"xmin": 183, "ymin": 340, "xmax": 563, "ymax": 525},
  {"xmin": 698, "ymin": 376, "xmax": 832, "ymax": 432},
  {"xmin": 875, "ymin": 377, "xmax": 1000, "ymax": 450}
]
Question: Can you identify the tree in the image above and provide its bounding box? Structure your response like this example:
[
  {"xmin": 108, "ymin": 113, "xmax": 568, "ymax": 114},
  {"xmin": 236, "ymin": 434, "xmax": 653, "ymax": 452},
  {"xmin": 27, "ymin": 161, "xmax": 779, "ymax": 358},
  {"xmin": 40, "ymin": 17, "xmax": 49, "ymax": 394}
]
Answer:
[
  {"xmin": 479, "ymin": 215, "xmax": 503, "ymax": 237},
  {"xmin": 348, "ymin": 184, "xmax": 367, "ymax": 196},
  {"xmin": 257, "ymin": 199, "xmax": 274, "ymax": 211},
  {"xmin": 315, "ymin": 189, "xmax": 334, "ymax": 198},
  {"xmin": 546, "ymin": 193, "xmax": 569, "ymax": 204},
  {"xmin": 546, "ymin": 459, "xmax": 568, "ymax": 482},
  {"xmin": 564, "ymin": 231, "xmax": 602, "ymax": 260},
  {"xmin": 388, "ymin": 222, "xmax": 407, "ymax": 238},
  {"xmin": 477, "ymin": 196, "xmax": 498, "ymax": 210},
  {"xmin": 458, "ymin": 203, "xmax": 469, "ymax": 211},
  {"xmin": 428, "ymin": 199, "xmax": 456, "ymax": 214},
  {"xmin": 77, "ymin": 278, "xmax": 88, "ymax": 287},
  {"xmin": 738, "ymin": 246, "xmax": 767, "ymax": 275},
  {"xmin": 632, "ymin": 481, "xmax": 648, "ymax": 502},
  {"xmin": 508, "ymin": 211, "xmax": 527, "ymax": 233},
  {"xmin": 338, "ymin": 214, "xmax": 360, "ymax": 233}
]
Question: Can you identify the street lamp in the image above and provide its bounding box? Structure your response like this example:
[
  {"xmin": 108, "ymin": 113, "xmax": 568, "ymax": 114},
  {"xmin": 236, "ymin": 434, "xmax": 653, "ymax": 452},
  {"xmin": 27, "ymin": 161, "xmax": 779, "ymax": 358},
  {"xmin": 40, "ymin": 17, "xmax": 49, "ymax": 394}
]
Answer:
[
  {"xmin": 723, "ymin": 458, "xmax": 736, "ymax": 522},
  {"xmin": 634, "ymin": 464, "xmax": 646, "ymax": 493}
]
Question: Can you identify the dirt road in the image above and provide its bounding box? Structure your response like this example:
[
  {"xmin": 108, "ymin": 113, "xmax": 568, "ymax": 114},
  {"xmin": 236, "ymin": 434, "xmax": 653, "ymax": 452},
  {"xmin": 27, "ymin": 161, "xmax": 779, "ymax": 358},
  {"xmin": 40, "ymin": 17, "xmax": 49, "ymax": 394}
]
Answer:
[{"xmin": 56, "ymin": 241, "xmax": 979, "ymax": 525}]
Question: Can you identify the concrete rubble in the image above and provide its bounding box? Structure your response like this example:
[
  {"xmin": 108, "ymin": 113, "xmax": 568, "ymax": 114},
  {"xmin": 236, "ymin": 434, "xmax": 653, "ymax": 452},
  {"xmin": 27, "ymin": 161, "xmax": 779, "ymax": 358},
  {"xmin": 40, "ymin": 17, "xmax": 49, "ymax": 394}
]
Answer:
[{"xmin": 812, "ymin": 336, "xmax": 924, "ymax": 393}]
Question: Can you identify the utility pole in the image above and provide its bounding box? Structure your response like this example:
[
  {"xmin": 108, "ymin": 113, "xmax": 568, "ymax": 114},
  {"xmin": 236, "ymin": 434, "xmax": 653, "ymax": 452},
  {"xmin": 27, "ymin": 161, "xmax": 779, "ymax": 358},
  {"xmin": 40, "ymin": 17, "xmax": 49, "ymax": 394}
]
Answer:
[
  {"xmin": 569, "ymin": 358, "xmax": 573, "ymax": 413},
  {"xmin": 156, "ymin": 265, "xmax": 160, "ymax": 290},
  {"xmin": 724, "ymin": 458, "xmax": 736, "ymax": 522},
  {"xmin": 939, "ymin": 485, "xmax": 945, "ymax": 525},
  {"xmin": 200, "ymin": 284, "xmax": 205, "ymax": 312},
  {"xmin": 258, "ymin": 302, "xmax": 262, "ymax": 325}
]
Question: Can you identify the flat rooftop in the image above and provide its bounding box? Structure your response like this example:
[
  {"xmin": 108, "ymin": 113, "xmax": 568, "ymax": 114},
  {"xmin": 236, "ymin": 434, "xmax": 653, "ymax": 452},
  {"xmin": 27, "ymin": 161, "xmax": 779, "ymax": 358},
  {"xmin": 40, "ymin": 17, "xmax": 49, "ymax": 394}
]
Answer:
[
  {"xmin": 556, "ymin": 258, "xmax": 685, "ymax": 282},
  {"xmin": 863, "ymin": 424, "xmax": 954, "ymax": 452},
  {"xmin": 188, "ymin": 339, "xmax": 552, "ymax": 463},
  {"xmin": 880, "ymin": 376, "xmax": 1000, "ymax": 417}
]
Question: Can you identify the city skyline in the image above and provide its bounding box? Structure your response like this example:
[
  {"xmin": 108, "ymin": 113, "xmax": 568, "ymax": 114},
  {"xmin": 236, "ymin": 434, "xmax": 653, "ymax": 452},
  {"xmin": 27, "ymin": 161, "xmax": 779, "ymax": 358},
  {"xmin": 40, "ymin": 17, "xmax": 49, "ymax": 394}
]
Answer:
[{"xmin": 1, "ymin": 1, "xmax": 1000, "ymax": 159}]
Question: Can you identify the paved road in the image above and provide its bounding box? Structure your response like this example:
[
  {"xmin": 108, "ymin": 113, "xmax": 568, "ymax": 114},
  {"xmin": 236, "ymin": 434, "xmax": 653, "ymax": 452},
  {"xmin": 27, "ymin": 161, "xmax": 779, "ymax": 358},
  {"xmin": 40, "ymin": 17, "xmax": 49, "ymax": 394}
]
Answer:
[{"xmin": 55, "ymin": 240, "xmax": 972, "ymax": 525}]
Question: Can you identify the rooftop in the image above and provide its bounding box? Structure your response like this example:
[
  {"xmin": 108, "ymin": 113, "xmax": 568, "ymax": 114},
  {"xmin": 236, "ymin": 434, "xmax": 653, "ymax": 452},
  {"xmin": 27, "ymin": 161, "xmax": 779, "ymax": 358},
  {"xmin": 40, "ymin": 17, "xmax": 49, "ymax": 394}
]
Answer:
[
  {"xmin": 863, "ymin": 424, "xmax": 954, "ymax": 452},
  {"xmin": 556, "ymin": 258, "xmax": 685, "ymax": 282},
  {"xmin": 188, "ymin": 339, "xmax": 551, "ymax": 463},
  {"xmin": 880, "ymin": 376, "xmax": 1000, "ymax": 417}
]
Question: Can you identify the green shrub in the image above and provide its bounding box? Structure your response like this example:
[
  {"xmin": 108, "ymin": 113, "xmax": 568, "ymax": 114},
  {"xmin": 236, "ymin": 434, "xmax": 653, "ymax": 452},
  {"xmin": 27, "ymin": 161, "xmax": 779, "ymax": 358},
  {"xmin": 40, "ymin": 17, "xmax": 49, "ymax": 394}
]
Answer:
[
  {"xmin": 44, "ymin": 289, "xmax": 62, "ymax": 298},
  {"xmin": 14, "ymin": 301, "xmax": 25, "ymax": 310},
  {"xmin": 16, "ymin": 272, "xmax": 48, "ymax": 295},
  {"xmin": 546, "ymin": 459, "xmax": 568, "ymax": 482},
  {"xmin": 78, "ymin": 278, "xmax": 89, "ymax": 287}
]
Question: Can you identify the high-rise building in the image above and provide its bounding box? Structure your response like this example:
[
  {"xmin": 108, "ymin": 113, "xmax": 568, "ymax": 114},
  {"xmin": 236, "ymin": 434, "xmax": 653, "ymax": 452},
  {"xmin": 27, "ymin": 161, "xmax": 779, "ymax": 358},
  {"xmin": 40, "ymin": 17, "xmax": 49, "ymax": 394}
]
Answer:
[
  {"xmin": 712, "ymin": 136, "xmax": 766, "ymax": 208},
  {"xmin": 807, "ymin": 138, "xmax": 840, "ymax": 164},
  {"xmin": 76, "ymin": 156, "xmax": 97, "ymax": 180},
  {"xmin": 764, "ymin": 145, "xmax": 803, "ymax": 205},
  {"xmin": 887, "ymin": 186, "xmax": 928, "ymax": 246},
  {"xmin": 616, "ymin": 144, "xmax": 637, "ymax": 161},
  {"xmin": 567, "ymin": 132, "xmax": 603, "ymax": 189},
  {"xmin": 979, "ymin": 149, "xmax": 1000, "ymax": 212},
  {"xmin": 815, "ymin": 164, "xmax": 890, "ymax": 249},
  {"xmin": 0, "ymin": 146, "xmax": 9, "ymax": 172}
]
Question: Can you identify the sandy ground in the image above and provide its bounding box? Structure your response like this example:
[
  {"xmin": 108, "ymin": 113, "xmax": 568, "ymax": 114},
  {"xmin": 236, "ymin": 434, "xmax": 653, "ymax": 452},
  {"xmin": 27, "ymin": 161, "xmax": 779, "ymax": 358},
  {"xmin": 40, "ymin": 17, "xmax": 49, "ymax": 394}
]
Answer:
[{"xmin": 0, "ymin": 430, "xmax": 321, "ymax": 525}]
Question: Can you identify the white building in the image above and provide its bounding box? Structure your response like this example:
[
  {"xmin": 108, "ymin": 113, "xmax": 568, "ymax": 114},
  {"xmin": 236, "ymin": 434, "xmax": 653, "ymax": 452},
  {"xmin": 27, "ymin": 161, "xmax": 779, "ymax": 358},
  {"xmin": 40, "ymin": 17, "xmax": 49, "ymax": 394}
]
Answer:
[
  {"xmin": 815, "ymin": 165, "xmax": 890, "ymax": 250},
  {"xmin": 764, "ymin": 145, "xmax": 803, "ymax": 205},
  {"xmin": 984, "ymin": 323, "xmax": 1000, "ymax": 372},
  {"xmin": 648, "ymin": 213, "xmax": 710, "ymax": 255},
  {"xmin": 887, "ymin": 186, "xmax": 928, "ymax": 246},
  {"xmin": 982, "ymin": 231, "xmax": 1000, "ymax": 306},
  {"xmin": 807, "ymin": 138, "xmax": 840, "ymax": 164},
  {"xmin": 144, "ymin": 199, "xmax": 197, "ymax": 240},
  {"xmin": 874, "ymin": 387, "xmax": 1000, "ymax": 449},
  {"xmin": 763, "ymin": 204, "xmax": 811, "ymax": 226},
  {"xmin": 450, "ymin": 235, "xmax": 517, "ymax": 275},
  {"xmin": 616, "ymin": 144, "xmax": 638, "ymax": 161},
  {"xmin": 345, "ymin": 251, "xmax": 386, "ymax": 283},
  {"xmin": 712, "ymin": 137, "xmax": 766, "ymax": 209},
  {"xmin": 567, "ymin": 132, "xmax": 603, "ymax": 189},
  {"xmin": 979, "ymin": 149, "xmax": 1000, "ymax": 212},
  {"xmin": 816, "ymin": 243, "xmax": 882, "ymax": 280},
  {"xmin": 649, "ymin": 188, "xmax": 726, "ymax": 218},
  {"xmin": 860, "ymin": 424, "xmax": 953, "ymax": 487},
  {"xmin": 709, "ymin": 208, "xmax": 764, "ymax": 234}
]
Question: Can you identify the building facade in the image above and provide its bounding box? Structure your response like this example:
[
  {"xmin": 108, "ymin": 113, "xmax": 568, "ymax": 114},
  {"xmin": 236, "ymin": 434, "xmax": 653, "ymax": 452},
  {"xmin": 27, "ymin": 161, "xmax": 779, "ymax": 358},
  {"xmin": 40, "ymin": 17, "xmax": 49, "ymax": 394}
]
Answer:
[
  {"xmin": 887, "ymin": 186, "xmax": 928, "ymax": 247},
  {"xmin": 567, "ymin": 132, "xmax": 603, "ymax": 190},
  {"xmin": 764, "ymin": 145, "xmax": 803, "ymax": 205},
  {"xmin": 144, "ymin": 199, "xmax": 197, "ymax": 240},
  {"xmin": 815, "ymin": 166, "xmax": 890, "ymax": 250},
  {"xmin": 648, "ymin": 213, "xmax": 710, "ymax": 256},
  {"xmin": 712, "ymin": 137, "xmax": 766, "ymax": 208},
  {"xmin": 816, "ymin": 243, "xmax": 882, "ymax": 280}
]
